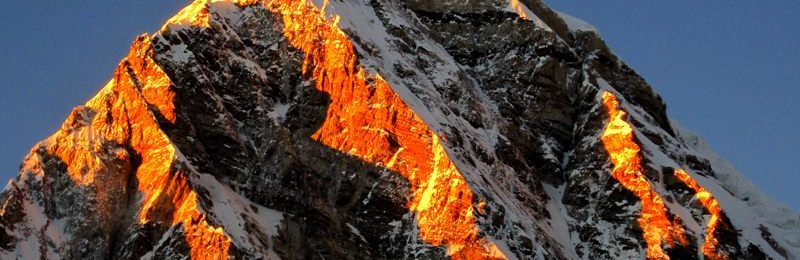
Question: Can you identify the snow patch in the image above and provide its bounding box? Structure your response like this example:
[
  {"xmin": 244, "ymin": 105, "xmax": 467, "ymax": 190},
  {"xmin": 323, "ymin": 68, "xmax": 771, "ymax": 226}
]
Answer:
[
  {"xmin": 674, "ymin": 124, "xmax": 800, "ymax": 257},
  {"xmin": 346, "ymin": 223, "xmax": 367, "ymax": 243},
  {"xmin": 507, "ymin": 0, "xmax": 552, "ymax": 31},
  {"xmin": 267, "ymin": 103, "xmax": 291, "ymax": 123},
  {"xmin": 554, "ymin": 11, "xmax": 598, "ymax": 33}
]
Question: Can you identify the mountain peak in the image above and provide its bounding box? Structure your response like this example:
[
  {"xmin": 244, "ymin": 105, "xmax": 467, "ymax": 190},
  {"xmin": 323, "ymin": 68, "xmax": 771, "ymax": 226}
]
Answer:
[{"xmin": 1, "ymin": 0, "xmax": 797, "ymax": 259}]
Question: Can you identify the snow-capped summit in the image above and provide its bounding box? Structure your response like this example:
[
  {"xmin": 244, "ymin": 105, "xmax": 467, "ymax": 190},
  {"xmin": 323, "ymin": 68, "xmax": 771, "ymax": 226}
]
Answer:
[{"xmin": 1, "ymin": 0, "xmax": 797, "ymax": 259}]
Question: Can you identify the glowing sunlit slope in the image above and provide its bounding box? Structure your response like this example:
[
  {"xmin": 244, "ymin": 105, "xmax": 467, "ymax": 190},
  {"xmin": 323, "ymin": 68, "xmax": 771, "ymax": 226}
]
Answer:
[
  {"xmin": 257, "ymin": 0, "xmax": 504, "ymax": 258},
  {"xmin": 600, "ymin": 91, "xmax": 688, "ymax": 259},
  {"xmin": 674, "ymin": 169, "xmax": 727, "ymax": 260},
  {"xmin": 57, "ymin": 34, "xmax": 230, "ymax": 258},
  {"xmin": 509, "ymin": 0, "xmax": 532, "ymax": 20},
  {"xmin": 600, "ymin": 91, "xmax": 731, "ymax": 259}
]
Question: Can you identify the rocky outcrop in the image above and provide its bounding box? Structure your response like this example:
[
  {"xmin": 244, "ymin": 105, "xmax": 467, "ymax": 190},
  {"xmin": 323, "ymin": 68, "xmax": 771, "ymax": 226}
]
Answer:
[{"xmin": 1, "ymin": 0, "xmax": 798, "ymax": 259}]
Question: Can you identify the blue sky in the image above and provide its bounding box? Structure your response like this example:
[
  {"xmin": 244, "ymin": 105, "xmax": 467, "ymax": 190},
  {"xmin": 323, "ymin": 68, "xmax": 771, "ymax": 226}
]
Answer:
[
  {"xmin": 0, "ymin": 1, "xmax": 185, "ymax": 178},
  {"xmin": 545, "ymin": 1, "xmax": 800, "ymax": 210},
  {"xmin": 0, "ymin": 1, "xmax": 797, "ymax": 211}
]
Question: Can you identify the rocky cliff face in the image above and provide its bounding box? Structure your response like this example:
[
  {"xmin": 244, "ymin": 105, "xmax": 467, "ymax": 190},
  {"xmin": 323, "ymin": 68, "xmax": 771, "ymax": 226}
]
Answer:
[{"xmin": 1, "ymin": 0, "xmax": 798, "ymax": 259}]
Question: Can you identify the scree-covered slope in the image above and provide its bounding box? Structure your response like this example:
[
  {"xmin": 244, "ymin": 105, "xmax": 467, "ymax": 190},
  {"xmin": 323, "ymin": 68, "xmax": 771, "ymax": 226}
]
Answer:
[{"xmin": 0, "ymin": 0, "xmax": 798, "ymax": 259}]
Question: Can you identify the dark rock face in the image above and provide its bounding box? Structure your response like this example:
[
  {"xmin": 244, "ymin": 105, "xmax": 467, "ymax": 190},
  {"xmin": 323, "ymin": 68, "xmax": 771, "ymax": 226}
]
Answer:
[
  {"xmin": 0, "ymin": 0, "xmax": 798, "ymax": 259},
  {"xmin": 152, "ymin": 9, "xmax": 416, "ymax": 258}
]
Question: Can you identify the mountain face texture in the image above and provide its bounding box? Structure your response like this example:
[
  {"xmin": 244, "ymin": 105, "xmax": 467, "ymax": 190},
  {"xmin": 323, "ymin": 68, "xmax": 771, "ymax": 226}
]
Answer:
[{"xmin": 1, "ymin": 0, "xmax": 799, "ymax": 259}]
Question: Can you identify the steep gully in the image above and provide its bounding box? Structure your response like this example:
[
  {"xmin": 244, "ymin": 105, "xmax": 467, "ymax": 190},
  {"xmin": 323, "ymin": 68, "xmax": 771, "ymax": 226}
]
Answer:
[{"xmin": 601, "ymin": 91, "xmax": 725, "ymax": 259}]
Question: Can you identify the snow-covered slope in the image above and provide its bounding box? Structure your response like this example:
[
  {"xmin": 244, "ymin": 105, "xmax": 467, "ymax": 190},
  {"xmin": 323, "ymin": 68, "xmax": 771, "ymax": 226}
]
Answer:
[{"xmin": 0, "ymin": 0, "xmax": 797, "ymax": 259}]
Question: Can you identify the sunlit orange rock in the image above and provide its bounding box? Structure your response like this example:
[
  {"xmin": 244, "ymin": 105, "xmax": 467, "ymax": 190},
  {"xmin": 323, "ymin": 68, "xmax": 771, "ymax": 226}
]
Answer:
[
  {"xmin": 600, "ymin": 91, "xmax": 687, "ymax": 259},
  {"xmin": 674, "ymin": 169, "xmax": 727, "ymax": 260},
  {"xmin": 510, "ymin": 0, "xmax": 532, "ymax": 20},
  {"xmin": 258, "ymin": 0, "xmax": 505, "ymax": 258},
  {"xmin": 43, "ymin": 33, "xmax": 231, "ymax": 259}
]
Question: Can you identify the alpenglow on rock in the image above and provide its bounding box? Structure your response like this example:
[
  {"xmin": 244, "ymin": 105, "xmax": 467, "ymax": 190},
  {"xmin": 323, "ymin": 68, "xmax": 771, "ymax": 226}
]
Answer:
[{"xmin": 1, "ymin": 0, "xmax": 798, "ymax": 259}]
